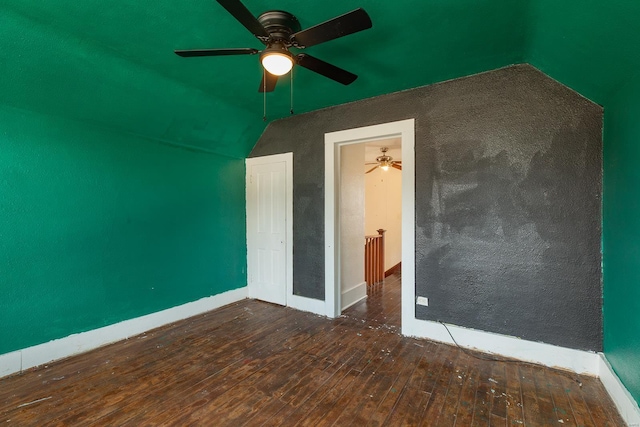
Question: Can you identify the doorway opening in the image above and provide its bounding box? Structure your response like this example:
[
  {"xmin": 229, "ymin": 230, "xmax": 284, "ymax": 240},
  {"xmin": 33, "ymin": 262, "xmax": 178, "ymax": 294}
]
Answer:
[
  {"xmin": 337, "ymin": 139, "xmax": 403, "ymax": 326},
  {"xmin": 324, "ymin": 119, "xmax": 415, "ymax": 336}
]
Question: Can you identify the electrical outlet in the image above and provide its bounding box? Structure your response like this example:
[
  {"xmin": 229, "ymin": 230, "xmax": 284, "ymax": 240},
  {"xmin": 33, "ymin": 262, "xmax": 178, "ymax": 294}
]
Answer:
[{"xmin": 416, "ymin": 296, "xmax": 429, "ymax": 306}]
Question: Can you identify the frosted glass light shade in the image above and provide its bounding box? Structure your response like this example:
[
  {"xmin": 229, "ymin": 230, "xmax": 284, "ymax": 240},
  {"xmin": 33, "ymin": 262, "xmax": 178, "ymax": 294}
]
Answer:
[{"xmin": 261, "ymin": 52, "xmax": 293, "ymax": 76}]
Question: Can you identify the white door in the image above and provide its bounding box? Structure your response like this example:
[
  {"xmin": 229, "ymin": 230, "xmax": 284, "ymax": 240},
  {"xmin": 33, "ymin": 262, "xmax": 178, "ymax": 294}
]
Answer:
[{"xmin": 246, "ymin": 154, "xmax": 291, "ymax": 306}]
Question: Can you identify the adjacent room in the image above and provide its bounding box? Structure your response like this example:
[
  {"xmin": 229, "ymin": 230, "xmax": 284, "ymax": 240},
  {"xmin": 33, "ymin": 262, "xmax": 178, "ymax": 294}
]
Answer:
[{"xmin": 1, "ymin": 0, "xmax": 639, "ymax": 425}]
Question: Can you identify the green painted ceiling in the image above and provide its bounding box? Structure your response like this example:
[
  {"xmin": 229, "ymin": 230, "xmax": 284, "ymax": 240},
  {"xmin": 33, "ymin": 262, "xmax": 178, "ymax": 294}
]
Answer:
[{"xmin": 1, "ymin": 0, "xmax": 528, "ymax": 158}]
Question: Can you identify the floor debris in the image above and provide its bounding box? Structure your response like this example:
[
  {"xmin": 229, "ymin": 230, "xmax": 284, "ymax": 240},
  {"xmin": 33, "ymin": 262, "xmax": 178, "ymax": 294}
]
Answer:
[{"xmin": 17, "ymin": 396, "xmax": 52, "ymax": 408}]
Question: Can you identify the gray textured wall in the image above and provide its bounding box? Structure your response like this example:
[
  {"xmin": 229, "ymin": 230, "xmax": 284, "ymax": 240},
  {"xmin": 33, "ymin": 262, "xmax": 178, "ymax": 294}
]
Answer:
[{"xmin": 249, "ymin": 64, "xmax": 603, "ymax": 351}]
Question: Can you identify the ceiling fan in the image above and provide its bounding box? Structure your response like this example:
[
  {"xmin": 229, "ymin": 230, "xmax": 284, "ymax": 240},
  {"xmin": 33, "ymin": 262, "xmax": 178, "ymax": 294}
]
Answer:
[
  {"xmin": 175, "ymin": 0, "xmax": 373, "ymax": 92},
  {"xmin": 365, "ymin": 147, "xmax": 402, "ymax": 174}
]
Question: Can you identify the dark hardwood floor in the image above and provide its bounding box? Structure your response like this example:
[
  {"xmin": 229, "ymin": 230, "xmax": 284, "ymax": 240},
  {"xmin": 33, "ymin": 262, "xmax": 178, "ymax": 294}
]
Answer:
[
  {"xmin": 343, "ymin": 273, "xmax": 402, "ymax": 329},
  {"xmin": 1, "ymin": 275, "xmax": 624, "ymax": 426}
]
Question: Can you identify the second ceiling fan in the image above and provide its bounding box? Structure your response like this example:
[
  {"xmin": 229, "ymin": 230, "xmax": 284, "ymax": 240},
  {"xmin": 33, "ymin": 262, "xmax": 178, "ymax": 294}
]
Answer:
[
  {"xmin": 175, "ymin": 0, "xmax": 373, "ymax": 92},
  {"xmin": 366, "ymin": 147, "xmax": 402, "ymax": 174}
]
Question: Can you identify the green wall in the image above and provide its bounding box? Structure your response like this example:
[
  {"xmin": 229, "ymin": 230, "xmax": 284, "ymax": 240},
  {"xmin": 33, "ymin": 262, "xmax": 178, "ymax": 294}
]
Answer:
[
  {"xmin": 527, "ymin": 0, "xmax": 640, "ymax": 402},
  {"xmin": 0, "ymin": 106, "xmax": 246, "ymax": 355},
  {"xmin": 602, "ymin": 82, "xmax": 640, "ymax": 401}
]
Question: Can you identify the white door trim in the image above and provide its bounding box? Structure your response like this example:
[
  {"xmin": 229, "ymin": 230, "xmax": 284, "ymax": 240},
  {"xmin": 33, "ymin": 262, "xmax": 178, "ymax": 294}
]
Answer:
[
  {"xmin": 324, "ymin": 119, "xmax": 416, "ymax": 331},
  {"xmin": 246, "ymin": 153, "xmax": 293, "ymax": 306}
]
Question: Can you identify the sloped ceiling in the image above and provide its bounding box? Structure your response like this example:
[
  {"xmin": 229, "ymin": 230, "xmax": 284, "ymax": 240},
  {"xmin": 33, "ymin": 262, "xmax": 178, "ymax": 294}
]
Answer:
[
  {"xmin": 527, "ymin": 0, "xmax": 640, "ymax": 107},
  {"xmin": 2, "ymin": 1, "xmax": 638, "ymax": 156},
  {"xmin": 1, "ymin": 0, "xmax": 528, "ymax": 158}
]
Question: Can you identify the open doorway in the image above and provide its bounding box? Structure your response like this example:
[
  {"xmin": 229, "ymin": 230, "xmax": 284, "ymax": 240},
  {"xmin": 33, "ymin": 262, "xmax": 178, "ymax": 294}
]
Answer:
[
  {"xmin": 342, "ymin": 138, "xmax": 404, "ymax": 328},
  {"xmin": 334, "ymin": 139, "xmax": 402, "ymax": 316},
  {"xmin": 364, "ymin": 139, "xmax": 403, "ymax": 282},
  {"xmin": 324, "ymin": 119, "xmax": 415, "ymax": 336}
]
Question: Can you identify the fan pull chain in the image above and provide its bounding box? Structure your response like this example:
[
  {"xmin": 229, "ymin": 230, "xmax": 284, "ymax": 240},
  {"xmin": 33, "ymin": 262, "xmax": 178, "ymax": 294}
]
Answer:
[
  {"xmin": 263, "ymin": 68, "xmax": 267, "ymax": 122},
  {"xmin": 290, "ymin": 68, "xmax": 294, "ymax": 115}
]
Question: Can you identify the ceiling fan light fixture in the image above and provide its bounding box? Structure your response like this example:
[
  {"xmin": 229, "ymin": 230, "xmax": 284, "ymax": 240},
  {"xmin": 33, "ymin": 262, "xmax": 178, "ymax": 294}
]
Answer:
[
  {"xmin": 376, "ymin": 148, "xmax": 392, "ymax": 171},
  {"xmin": 260, "ymin": 45, "xmax": 293, "ymax": 76}
]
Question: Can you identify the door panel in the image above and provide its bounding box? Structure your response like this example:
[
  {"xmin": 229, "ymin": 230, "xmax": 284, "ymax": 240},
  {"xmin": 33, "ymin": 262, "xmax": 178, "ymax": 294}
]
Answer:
[{"xmin": 247, "ymin": 160, "xmax": 287, "ymax": 306}]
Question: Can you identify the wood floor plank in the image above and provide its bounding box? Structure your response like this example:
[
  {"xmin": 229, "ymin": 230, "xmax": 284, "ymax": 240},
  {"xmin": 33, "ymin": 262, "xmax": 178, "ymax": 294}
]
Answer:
[
  {"xmin": 418, "ymin": 345, "xmax": 462, "ymax": 425},
  {"xmin": 519, "ymin": 364, "xmax": 546, "ymax": 426},
  {"xmin": 367, "ymin": 340, "xmax": 438, "ymax": 427},
  {"xmin": 0, "ymin": 301, "xmax": 274, "ymax": 417},
  {"xmin": 60, "ymin": 304, "xmax": 299, "ymax": 425},
  {"xmin": 296, "ymin": 329, "xmax": 404, "ymax": 426},
  {"xmin": 391, "ymin": 386, "xmax": 431, "ymax": 426},
  {"xmin": 432, "ymin": 351, "xmax": 473, "ymax": 426},
  {"xmin": 243, "ymin": 321, "xmax": 367, "ymax": 425},
  {"xmin": 202, "ymin": 319, "xmax": 352, "ymax": 425},
  {"xmin": 581, "ymin": 374, "xmax": 624, "ymax": 427},
  {"xmin": 331, "ymin": 337, "xmax": 413, "ymax": 425},
  {"xmin": 277, "ymin": 348, "xmax": 371, "ymax": 426},
  {"xmin": 452, "ymin": 356, "xmax": 481, "ymax": 426},
  {"xmin": 273, "ymin": 322, "xmax": 385, "ymax": 426},
  {"xmin": 171, "ymin": 353, "xmax": 315, "ymax": 425},
  {"xmin": 503, "ymin": 362, "xmax": 526, "ymax": 426},
  {"xmin": 258, "ymin": 356, "xmax": 342, "ymax": 425},
  {"xmin": 357, "ymin": 339, "xmax": 433, "ymax": 426},
  {"xmin": 0, "ymin": 302, "xmax": 252, "ymax": 405},
  {"xmin": 560, "ymin": 373, "xmax": 598, "ymax": 427},
  {"xmin": 469, "ymin": 354, "xmax": 493, "ymax": 427},
  {"xmin": 488, "ymin": 359, "xmax": 507, "ymax": 426},
  {"xmin": 122, "ymin": 310, "xmax": 326, "ymax": 425},
  {"xmin": 531, "ymin": 364, "xmax": 566, "ymax": 426},
  {"xmin": 542, "ymin": 366, "xmax": 577, "ymax": 425},
  {"xmin": 65, "ymin": 305, "xmax": 300, "ymax": 425},
  {"xmin": 0, "ymin": 276, "xmax": 625, "ymax": 427}
]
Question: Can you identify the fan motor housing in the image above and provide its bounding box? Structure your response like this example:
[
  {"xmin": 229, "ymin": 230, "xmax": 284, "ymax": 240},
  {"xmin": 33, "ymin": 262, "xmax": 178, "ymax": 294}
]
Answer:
[{"xmin": 258, "ymin": 10, "xmax": 301, "ymax": 42}]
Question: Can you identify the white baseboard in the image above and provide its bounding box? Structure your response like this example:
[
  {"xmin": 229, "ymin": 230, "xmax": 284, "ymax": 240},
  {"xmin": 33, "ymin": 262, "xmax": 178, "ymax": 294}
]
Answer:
[
  {"xmin": 0, "ymin": 287, "xmax": 248, "ymax": 379},
  {"xmin": 402, "ymin": 318, "xmax": 640, "ymax": 423},
  {"xmin": 341, "ymin": 281, "xmax": 367, "ymax": 310},
  {"xmin": 4, "ymin": 288, "xmax": 638, "ymax": 426},
  {"xmin": 599, "ymin": 353, "xmax": 640, "ymax": 426},
  {"xmin": 0, "ymin": 352, "xmax": 22, "ymax": 379},
  {"xmin": 287, "ymin": 294, "xmax": 326, "ymax": 316},
  {"xmin": 402, "ymin": 317, "xmax": 599, "ymax": 375}
]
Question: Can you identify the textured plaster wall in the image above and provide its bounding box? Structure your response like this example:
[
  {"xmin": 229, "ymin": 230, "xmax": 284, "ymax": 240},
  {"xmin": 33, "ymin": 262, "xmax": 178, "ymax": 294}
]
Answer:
[
  {"xmin": 250, "ymin": 64, "xmax": 603, "ymax": 351},
  {"xmin": 0, "ymin": 106, "xmax": 247, "ymax": 355},
  {"xmin": 413, "ymin": 66, "xmax": 602, "ymax": 352}
]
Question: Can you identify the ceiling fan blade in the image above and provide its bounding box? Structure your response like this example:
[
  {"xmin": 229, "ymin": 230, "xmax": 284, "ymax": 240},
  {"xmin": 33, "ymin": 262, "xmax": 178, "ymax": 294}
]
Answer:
[
  {"xmin": 175, "ymin": 48, "xmax": 259, "ymax": 57},
  {"xmin": 216, "ymin": 0, "xmax": 269, "ymax": 38},
  {"xmin": 392, "ymin": 163, "xmax": 402, "ymax": 170},
  {"xmin": 365, "ymin": 166, "xmax": 378, "ymax": 174},
  {"xmin": 296, "ymin": 53, "xmax": 357, "ymax": 85},
  {"xmin": 258, "ymin": 71, "xmax": 278, "ymax": 92},
  {"xmin": 292, "ymin": 8, "xmax": 372, "ymax": 48}
]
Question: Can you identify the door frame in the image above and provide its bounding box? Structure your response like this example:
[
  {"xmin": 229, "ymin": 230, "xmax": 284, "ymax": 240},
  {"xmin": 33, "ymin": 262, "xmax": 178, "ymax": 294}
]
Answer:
[
  {"xmin": 324, "ymin": 119, "xmax": 416, "ymax": 334},
  {"xmin": 246, "ymin": 153, "xmax": 293, "ymax": 306}
]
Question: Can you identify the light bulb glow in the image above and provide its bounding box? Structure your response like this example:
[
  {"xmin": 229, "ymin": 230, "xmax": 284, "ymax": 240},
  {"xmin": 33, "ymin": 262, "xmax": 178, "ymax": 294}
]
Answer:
[
  {"xmin": 380, "ymin": 162, "xmax": 390, "ymax": 171},
  {"xmin": 261, "ymin": 51, "xmax": 293, "ymax": 76}
]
